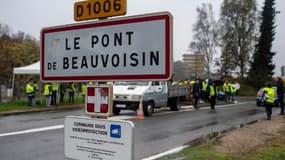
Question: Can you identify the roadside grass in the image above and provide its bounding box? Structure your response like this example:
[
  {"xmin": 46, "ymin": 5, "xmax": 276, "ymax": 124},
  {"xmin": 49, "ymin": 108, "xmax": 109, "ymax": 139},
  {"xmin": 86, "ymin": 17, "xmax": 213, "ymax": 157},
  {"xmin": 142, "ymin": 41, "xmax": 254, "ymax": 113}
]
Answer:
[
  {"xmin": 0, "ymin": 100, "xmax": 41, "ymax": 112},
  {"xmin": 158, "ymin": 144, "xmax": 237, "ymax": 160},
  {"xmin": 159, "ymin": 120, "xmax": 285, "ymax": 160},
  {"xmin": 238, "ymin": 82, "xmax": 257, "ymax": 96}
]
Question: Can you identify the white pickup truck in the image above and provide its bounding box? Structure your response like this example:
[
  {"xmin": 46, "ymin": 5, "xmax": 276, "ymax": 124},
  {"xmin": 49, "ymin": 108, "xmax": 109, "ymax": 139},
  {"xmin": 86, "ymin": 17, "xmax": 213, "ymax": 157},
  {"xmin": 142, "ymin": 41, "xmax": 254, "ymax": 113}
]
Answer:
[{"xmin": 113, "ymin": 81, "xmax": 190, "ymax": 116}]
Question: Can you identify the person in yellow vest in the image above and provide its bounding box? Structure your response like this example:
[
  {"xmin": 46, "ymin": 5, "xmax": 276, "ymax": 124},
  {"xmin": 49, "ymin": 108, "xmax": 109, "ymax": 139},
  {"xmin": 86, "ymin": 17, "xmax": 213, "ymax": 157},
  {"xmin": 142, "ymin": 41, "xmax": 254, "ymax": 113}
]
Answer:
[
  {"xmin": 68, "ymin": 82, "xmax": 76, "ymax": 103},
  {"xmin": 59, "ymin": 83, "xmax": 66, "ymax": 103},
  {"xmin": 33, "ymin": 80, "xmax": 39, "ymax": 105},
  {"xmin": 263, "ymin": 82, "xmax": 275, "ymax": 120},
  {"xmin": 44, "ymin": 82, "xmax": 52, "ymax": 107},
  {"xmin": 229, "ymin": 81, "xmax": 237, "ymax": 103},
  {"xmin": 81, "ymin": 83, "xmax": 87, "ymax": 102},
  {"xmin": 223, "ymin": 80, "xmax": 230, "ymax": 103},
  {"xmin": 51, "ymin": 82, "xmax": 58, "ymax": 105},
  {"xmin": 26, "ymin": 80, "xmax": 35, "ymax": 106},
  {"xmin": 33, "ymin": 80, "xmax": 39, "ymax": 94},
  {"xmin": 201, "ymin": 79, "xmax": 208, "ymax": 103},
  {"xmin": 209, "ymin": 81, "xmax": 218, "ymax": 110}
]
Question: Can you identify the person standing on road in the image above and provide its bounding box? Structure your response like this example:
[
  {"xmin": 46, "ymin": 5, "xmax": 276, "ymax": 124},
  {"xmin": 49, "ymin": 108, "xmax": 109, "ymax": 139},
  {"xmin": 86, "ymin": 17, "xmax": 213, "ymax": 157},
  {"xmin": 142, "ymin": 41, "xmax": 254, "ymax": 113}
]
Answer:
[
  {"xmin": 68, "ymin": 82, "xmax": 76, "ymax": 103},
  {"xmin": 192, "ymin": 79, "xmax": 200, "ymax": 109},
  {"xmin": 262, "ymin": 82, "xmax": 275, "ymax": 120},
  {"xmin": 209, "ymin": 81, "xmax": 217, "ymax": 110},
  {"xmin": 235, "ymin": 81, "xmax": 240, "ymax": 96},
  {"xmin": 277, "ymin": 77, "xmax": 284, "ymax": 115},
  {"xmin": 26, "ymin": 80, "xmax": 35, "ymax": 106},
  {"xmin": 59, "ymin": 83, "xmax": 66, "ymax": 103},
  {"xmin": 223, "ymin": 80, "xmax": 230, "ymax": 103},
  {"xmin": 229, "ymin": 81, "xmax": 236, "ymax": 103},
  {"xmin": 44, "ymin": 82, "xmax": 52, "ymax": 107},
  {"xmin": 81, "ymin": 82, "xmax": 87, "ymax": 102},
  {"xmin": 51, "ymin": 82, "xmax": 58, "ymax": 105},
  {"xmin": 201, "ymin": 79, "xmax": 208, "ymax": 103}
]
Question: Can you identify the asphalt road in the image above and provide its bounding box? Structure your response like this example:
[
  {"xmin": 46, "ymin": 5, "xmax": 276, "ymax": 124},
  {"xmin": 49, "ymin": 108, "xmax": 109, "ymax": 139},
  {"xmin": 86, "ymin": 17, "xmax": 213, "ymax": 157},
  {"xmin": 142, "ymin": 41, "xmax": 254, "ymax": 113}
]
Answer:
[{"xmin": 0, "ymin": 98, "xmax": 280, "ymax": 160}]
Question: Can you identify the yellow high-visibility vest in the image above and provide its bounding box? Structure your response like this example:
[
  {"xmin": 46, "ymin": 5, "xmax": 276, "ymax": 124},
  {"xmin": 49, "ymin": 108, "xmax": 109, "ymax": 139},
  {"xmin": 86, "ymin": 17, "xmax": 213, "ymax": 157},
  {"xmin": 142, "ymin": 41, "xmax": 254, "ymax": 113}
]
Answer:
[
  {"xmin": 81, "ymin": 84, "xmax": 87, "ymax": 95},
  {"xmin": 202, "ymin": 81, "xmax": 207, "ymax": 91},
  {"xmin": 230, "ymin": 83, "xmax": 236, "ymax": 93},
  {"xmin": 209, "ymin": 85, "xmax": 217, "ymax": 96},
  {"xmin": 223, "ymin": 83, "xmax": 229, "ymax": 92},
  {"xmin": 44, "ymin": 84, "xmax": 51, "ymax": 96},
  {"xmin": 26, "ymin": 84, "xmax": 34, "ymax": 94},
  {"xmin": 51, "ymin": 82, "xmax": 58, "ymax": 91},
  {"xmin": 263, "ymin": 87, "xmax": 275, "ymax": 103}
]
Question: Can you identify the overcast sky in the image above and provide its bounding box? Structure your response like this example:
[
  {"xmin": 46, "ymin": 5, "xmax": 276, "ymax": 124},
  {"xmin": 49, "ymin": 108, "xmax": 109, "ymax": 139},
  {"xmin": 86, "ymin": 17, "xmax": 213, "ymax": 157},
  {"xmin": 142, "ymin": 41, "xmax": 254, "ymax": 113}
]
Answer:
[{"xmin": 0, "ymin": 0, "xmax": 284, "ymax": 76}]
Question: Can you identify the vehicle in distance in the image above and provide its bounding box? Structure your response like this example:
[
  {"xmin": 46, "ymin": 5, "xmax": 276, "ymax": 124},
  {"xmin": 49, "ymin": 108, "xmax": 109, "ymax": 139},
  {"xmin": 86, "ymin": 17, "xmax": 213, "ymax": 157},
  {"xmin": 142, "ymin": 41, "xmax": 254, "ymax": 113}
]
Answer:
[
  {"xmin": 256, "ymin": 87, "xmax": 279, "ymax": 107},
  {"xmin": 113, "ymin": 81, "xmax": 190, "ymax": 116}
]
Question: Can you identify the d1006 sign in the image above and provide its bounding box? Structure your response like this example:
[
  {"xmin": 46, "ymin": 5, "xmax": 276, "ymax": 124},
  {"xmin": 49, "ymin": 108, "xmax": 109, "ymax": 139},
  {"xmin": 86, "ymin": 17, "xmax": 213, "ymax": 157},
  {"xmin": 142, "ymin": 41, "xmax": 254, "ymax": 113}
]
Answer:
[
  {"xmin": 74, "ymin": 0, "xmax": 126, "ymax": 21},
  {"xmin": 41, "ymin": 12, "xmax": 173, "ymax": 82}
]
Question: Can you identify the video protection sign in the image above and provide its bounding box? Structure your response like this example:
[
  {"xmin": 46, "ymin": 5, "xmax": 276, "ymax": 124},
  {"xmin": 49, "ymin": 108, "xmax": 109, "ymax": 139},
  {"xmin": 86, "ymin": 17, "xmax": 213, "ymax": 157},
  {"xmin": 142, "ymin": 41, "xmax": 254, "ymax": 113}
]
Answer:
[
  {"xmin": 40, "ymin": 12, "xmax": 173, "ymax": 82},
  {"xmin": 64, "ymin": 116, "xmax": 134, "ymax": 160}
]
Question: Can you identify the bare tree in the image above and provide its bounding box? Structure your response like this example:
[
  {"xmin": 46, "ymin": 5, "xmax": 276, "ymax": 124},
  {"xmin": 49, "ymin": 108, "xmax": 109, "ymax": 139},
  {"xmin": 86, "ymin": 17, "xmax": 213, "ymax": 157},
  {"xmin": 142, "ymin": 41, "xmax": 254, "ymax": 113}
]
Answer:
[{"xmin": 190, "ymin": 3, "xmax": 219, "ymax": 77}]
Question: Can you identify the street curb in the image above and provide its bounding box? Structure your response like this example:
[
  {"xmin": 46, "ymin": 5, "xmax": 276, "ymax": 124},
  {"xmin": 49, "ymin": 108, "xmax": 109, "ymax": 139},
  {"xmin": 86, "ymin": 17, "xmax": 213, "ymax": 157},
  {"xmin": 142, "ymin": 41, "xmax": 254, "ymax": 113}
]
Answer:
[{"xmin": 0, "ymin": 104, "xmax": 83, "ymax": 116}]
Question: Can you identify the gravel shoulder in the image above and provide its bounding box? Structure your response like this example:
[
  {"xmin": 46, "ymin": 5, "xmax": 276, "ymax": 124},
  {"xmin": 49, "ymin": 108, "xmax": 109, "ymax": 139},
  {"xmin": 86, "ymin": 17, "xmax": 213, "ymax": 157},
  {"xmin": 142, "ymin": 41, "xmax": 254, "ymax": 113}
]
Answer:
[{"xmin": 213, "ymin": 115, "xmax": 285, "ymax": 154}]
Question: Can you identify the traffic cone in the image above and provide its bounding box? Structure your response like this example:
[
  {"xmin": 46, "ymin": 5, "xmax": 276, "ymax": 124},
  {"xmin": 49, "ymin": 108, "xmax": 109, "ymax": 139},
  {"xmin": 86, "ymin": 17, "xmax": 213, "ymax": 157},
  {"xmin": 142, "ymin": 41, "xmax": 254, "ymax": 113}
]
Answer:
[{"xmin": 136, "ymin": 98, "xmax": 144, "ymax": 120}]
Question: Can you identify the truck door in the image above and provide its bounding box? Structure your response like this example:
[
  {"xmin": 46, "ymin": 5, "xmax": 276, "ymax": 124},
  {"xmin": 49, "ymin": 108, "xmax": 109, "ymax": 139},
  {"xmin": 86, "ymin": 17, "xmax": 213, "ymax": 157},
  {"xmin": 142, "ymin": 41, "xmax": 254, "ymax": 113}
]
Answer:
[{"xmin": 151, "ymin": 81, "xmax": 168, "ymax": 107}]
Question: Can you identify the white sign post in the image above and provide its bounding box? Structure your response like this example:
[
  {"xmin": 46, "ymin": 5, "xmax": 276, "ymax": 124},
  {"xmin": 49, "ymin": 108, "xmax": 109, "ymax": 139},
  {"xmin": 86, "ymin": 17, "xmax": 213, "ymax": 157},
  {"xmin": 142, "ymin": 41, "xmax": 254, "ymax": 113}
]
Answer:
[
  {"xmin": 64, "ymin": 116, "xmax": 134, "ymax": 160},
  {"xmin": 41, "ymin": 12, "xmax": 173, "ymax": 81}
]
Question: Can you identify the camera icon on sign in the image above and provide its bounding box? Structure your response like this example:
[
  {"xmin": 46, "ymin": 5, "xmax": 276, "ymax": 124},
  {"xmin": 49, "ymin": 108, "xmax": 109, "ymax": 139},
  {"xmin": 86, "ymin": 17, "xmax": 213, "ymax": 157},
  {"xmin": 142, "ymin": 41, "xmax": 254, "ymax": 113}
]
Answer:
[{"xmin": 110, "ymin": 124, "xmax": 121, "ymax": 138}]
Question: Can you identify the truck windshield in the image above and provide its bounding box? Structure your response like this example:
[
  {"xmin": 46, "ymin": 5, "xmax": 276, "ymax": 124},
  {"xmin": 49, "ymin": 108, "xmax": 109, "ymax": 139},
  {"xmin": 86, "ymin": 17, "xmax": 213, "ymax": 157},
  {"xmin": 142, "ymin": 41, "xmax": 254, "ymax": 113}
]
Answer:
[{"xmin": 114, "ymin": 81, "xmax": 149, "ymax": 86}]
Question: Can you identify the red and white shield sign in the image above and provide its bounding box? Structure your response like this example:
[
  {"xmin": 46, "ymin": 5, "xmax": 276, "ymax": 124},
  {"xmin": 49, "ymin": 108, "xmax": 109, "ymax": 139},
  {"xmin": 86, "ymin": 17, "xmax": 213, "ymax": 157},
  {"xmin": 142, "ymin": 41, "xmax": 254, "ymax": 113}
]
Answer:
[{"xmin": 85, "ymin": 85, "xmax": 112, "ymax": 117}]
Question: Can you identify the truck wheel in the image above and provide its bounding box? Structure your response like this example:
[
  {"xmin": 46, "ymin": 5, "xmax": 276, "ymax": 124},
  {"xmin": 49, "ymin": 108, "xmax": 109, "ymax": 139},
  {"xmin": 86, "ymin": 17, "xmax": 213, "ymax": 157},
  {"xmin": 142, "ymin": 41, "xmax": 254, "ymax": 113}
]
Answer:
[
  {"xmin": 113, "ymin": 108, "xmax": 121, "ymax": 115},
  {"xmin": 143, "ymin": 102, "xmax": 154, "ymax": 116},
  {"xmin": 170, "ymin": 98, "xmax": 181, "ymax": 111}
]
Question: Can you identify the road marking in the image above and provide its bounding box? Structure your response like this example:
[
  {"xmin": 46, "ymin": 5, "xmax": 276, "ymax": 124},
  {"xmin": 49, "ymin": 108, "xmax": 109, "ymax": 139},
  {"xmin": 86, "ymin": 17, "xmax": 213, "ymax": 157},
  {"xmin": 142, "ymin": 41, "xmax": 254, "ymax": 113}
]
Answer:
[
  {"xmin": 0, "ymin": 125, "xmax": 64, "ymax": 137},
  {"xmin": 141, "ymin": 145, "xmax": 189, "ymax": 160},
  {"xmin": 108, "ymin": 115, "xmax": 135, "ymax": 120},
  {"xmin": 0, "ymin": 115, "xmax": 134, "ymax": 137}
]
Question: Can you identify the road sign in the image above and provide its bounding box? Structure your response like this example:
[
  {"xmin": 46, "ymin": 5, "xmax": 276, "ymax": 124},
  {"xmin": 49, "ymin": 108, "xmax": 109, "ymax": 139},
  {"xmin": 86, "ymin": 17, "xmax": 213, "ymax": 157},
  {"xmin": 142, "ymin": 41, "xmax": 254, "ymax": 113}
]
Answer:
[
  {"xmin": 74, "ymin": 0, "xmax": 126, "ymax": 21},
  {"xmin": 41, "ymin": 12, "xmax": 173, "ymax": 81},
  {"xmin": 85, "ymin": 84, "xmax": 113, "ymax": 117},
  {"xmin": 64, "ymin": 116, "xmax": 134, "ymax": 160}
]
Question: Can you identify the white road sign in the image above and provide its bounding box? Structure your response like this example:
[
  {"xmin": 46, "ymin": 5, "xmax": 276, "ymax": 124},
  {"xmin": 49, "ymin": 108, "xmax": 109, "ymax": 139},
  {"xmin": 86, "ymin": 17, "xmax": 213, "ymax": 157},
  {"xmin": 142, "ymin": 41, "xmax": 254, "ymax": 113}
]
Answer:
[
  {"xmin": 41, "ymin": 12, "xmax": 173, "ymax": 81},
  {"xmin": 64, "ymin": 116, "xmax": 134, "ymax": 160}
]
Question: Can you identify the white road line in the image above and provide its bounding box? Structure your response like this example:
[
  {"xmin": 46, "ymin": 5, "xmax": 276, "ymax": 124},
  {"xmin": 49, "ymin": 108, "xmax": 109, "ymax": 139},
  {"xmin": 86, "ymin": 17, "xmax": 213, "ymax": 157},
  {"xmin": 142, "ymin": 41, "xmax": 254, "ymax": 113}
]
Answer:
[
  {"xmin": 0, "ymin": 125, "xmax": 64, "ymax": 137},
  {"xmin": 108, "ymin": 115, "xmax": 135, "ymax": 120},
  {"xmin": 0, "ymin": 115, "xmax": 133, "ymax": 137},
  {"xmin": 141, "ymin": 145, "xmax": 189, "ymax": 160}
]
